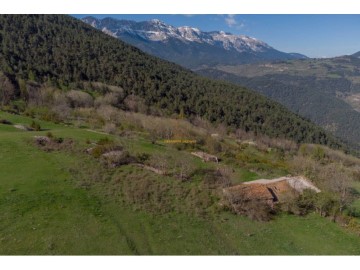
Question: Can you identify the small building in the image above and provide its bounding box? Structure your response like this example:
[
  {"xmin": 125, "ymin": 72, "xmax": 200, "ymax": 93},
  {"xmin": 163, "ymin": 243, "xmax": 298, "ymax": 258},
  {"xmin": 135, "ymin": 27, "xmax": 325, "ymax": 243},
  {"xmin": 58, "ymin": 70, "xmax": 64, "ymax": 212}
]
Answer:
[
  {"xmin": 223, "ymin": 176, "xmax": 320, "ymax": 209},
  {"xmin": 223, "ymin": 183, "xmax": 275, "ymax": 207}
]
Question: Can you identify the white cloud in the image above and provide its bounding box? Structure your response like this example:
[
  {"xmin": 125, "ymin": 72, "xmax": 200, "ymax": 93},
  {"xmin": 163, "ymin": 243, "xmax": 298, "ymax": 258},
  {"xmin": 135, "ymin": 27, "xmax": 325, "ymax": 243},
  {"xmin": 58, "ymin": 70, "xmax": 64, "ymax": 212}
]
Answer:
[
  {"xmin": 225, "ymin": 14, "xmax": 236, "ymax": 27},
  {"xmin": 224, "ymin": 14, "xmax": 245, "ymax": 29}
]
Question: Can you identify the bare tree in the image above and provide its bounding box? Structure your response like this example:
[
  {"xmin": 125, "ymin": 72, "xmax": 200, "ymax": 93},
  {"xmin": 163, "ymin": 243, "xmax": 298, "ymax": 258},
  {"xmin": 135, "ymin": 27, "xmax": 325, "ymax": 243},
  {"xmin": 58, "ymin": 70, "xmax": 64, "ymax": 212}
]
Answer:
[
  {"xmin": 176, "ymin": 158, "xmax": 193, "ymax": 181},
  {"xmin": 0, "ymin": 73, "xmax": 16, "ymax": 106},
  {"xmin": 321, "ymin": 163, "xmax": 353, "ymax": 214},
  {"xmin": 66, "ymin": 90, "xmax": 94, "ymax": 108}
]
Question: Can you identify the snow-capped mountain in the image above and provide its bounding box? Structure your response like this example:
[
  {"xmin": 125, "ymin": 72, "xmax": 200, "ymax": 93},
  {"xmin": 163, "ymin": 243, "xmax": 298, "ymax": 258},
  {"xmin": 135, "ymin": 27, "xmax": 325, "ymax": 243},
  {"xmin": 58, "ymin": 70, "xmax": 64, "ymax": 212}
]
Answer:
[{"xmin": 81, "ymin": 16, "xmax": 307, "ymax": 68}]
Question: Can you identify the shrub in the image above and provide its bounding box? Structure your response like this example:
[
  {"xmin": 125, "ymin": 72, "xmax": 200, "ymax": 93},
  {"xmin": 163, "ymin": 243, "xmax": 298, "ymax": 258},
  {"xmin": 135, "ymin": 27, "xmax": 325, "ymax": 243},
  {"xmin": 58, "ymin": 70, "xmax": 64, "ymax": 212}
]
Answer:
[
  {"xmin": 245, "ymin": 200, "xmax": 275, "ymax": 222},
  {"xmin": 46, "ymin": 131, "xmax": 54, "ymax": 138},
  {"xmin": 103, "ymin": 122, "xmax": 117, "ymax": 134},
  {"xmin": 147, "ymin": 154, "xmax": 170, "ymax": 174},
  {"xmin": 0, "ymin": 119, "xmax": 12, "ymax": 125},
  {"xmin": 91, "ymin": 139, "xmax": 122, "ymax": 158},
  {"xmin": 278, "ymin": 189, "xmax": 317, "ymax": 216},
  {"xmin": 102, "ymin": 150, "xmax": 134, "ymax": 168},
  {"xmin": 312, "ymin": 146, "xmax": 326, "ymax": 161},
  {"xmin": 25, "ymin": 106, "xmax": 61, "ymax": 123},
  {"xmin": 313, "ymin": 192, "xmax": 339, "ymax": 218},
  {"xmin": 54, "ymin": 137, "xmax": 64, "ymax": 144},
  {"xmin": 175, "ymin": 158, "xmax": 196, "ymax": 181},
  {"xmin": 66, "ymin": 90, "xmax": 94, "ymax": 108},
  {"xmin": 224, "ymin": 192, "xmax": 274, "ymax": 222},
  {"xmin": 201, "ymin": 168, "xmax": 232, "ymax": 189},
  {"xmin": 34, "ymin": 136, "xmax": 75, "ymax": 152},
  {"xmin": 97, "ymin": 137, "xmax": 113, "ymax": 145},
  {"xmin": 348, "ymin": 218, "xmax": 360, "ymax": 235},
  {"xmin": 10, "ymin": 99, "xmax": 27, "ymax": 113},
  {"xmin": 205, "ymin": 136, "xmax": 222, "ymax": 154},
  {"xmin": 30, "ymin": 120, "xmax": 41, "ymax": 131},
  {"xmin": 136, "ymin": 153, "xmax": 151, "ymax": 163}
]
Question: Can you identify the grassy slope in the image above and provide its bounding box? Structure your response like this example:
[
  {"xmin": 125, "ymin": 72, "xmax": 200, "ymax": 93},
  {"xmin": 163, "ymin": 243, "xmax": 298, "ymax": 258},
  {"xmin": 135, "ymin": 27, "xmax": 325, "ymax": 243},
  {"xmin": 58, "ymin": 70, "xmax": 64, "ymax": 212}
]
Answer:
[{"xmin": 1, "ymin": 111, "xmax": 360, "ymax": 255}]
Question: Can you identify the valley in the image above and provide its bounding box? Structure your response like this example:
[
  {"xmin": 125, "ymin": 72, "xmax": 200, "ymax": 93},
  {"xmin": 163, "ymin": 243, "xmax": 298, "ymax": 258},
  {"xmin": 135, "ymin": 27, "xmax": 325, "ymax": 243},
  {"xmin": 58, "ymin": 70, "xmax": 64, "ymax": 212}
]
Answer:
[
  {"xmin": 1, "ymin": 14, "xmax": 360, "ymax": 255},
  {"xmin": 198, "ymin": 56, "xmax": 360, "ymax": 149}
]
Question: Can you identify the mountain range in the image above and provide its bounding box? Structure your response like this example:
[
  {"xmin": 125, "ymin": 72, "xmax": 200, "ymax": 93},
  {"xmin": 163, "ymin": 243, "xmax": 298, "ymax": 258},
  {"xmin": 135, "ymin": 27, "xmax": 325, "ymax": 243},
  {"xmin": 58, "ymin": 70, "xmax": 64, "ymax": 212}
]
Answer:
[
  {"xmin": 82, "ymin": 16, "xmax": 307, "ymax": 69},
  {"xmin": 352, "ymin": 51, "xmax": 360, "ymax": 58}
]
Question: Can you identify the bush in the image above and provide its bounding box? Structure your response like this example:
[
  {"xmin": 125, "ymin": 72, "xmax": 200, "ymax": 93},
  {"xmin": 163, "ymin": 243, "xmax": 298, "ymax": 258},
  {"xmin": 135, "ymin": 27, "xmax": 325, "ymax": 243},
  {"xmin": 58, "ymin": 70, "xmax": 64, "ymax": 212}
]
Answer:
[
  {"xmin": 136, "ymin": 153, "xmax": 151, "ymax": 163},
  {"xmin": 245, "ymin": 200, "xmax": 275, "ymax": 222},
  {"xmin": 10, "ymin": 99, "xmax": 27, "ymax": 113},
  {"xmin": 278, "ymin": 189, "xmax": 318, "ymax": 216},
  {"xmin": 201, "ymin": 168, "xmax": 232, "ymax": 189},
  {"xmin": 223, "ymin": 190, "xmax": 275, "ymax": 221},
  {"xmin": 91, "ymin": 139, "xmax": 122, "ymax": 158},
  {"xmin": 313, "ymin": 192, "xmax": 338, "ymax": 217},
  {"xmin": 205, "ymin": 136, "xmax": 222, "ymax": 154},
  {"xmin": 54, "ymin": 137, "xmax": 64, "ymax": 144},
  {"xmin": 175, "ymin": 158, "xmax": 196, "ymax": 181},
  {"xmin": 0, "ymin": 119, "xmax": 12, "ymax": 125},
  {"xmin": 66, "ymin": 90, "xmax": 94, "ymax": 108},
  {"xmin": 312, "ymin": 146, "xmax": 326, "ymax": 161},
  {"xmin": 34, "ymin": 136, "xmax": 75, "ymax": 152},
  {"xmin": 103, "ymin": 122, "xmax": 117, "ymax": 134},
  {"xmin": 97, "ymin": 137, "xmax": 113, "ymax": 145},
  {"xmin": 348, "ymin": 218, "xmax": 360, "ymax": 235},
  {"xmin": 102, "ymin": 150, "xmax": 134, "ymax": 167},
  {"xmin": 30, "ymin": 120, "xmax": 41, "ymax": 131},
  {"xmin": 25, "ymin": 106, "xmax": 61, "ymax": 123}
]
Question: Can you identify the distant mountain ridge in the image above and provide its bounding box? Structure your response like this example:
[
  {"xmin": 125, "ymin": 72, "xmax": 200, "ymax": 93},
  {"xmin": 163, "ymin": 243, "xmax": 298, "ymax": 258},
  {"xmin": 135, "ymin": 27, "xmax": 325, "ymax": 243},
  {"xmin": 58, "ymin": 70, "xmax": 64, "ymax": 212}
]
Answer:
[
  {"xmin": 81, "ymin": 16, "xmax": 308, "ymax": 68},
  {"xmin": 352, "ymin": 51, "xmax": 360, "ymax": 58},
  {"xmin": 197, "ymin": 56, "xmax": 360, "ymax": 149}
]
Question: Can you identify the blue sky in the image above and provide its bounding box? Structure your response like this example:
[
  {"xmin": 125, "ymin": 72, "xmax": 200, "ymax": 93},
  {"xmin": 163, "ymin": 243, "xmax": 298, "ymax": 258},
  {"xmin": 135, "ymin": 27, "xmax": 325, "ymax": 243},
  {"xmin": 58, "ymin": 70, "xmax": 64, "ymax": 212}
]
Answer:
[{"xmin": 72, "ymin": 14, "xmax": 360, "ymax": 58}]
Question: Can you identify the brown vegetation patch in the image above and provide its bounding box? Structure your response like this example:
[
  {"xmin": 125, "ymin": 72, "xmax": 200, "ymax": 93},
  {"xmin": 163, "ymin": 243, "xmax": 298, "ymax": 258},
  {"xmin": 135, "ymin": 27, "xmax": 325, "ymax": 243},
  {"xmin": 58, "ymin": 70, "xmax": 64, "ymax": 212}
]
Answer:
[
  {"xmin": 101, "ymin": 150, "xmax": 135, "ymax": 168},
  {"xmin": 134, "ymin": 163, "xmax": 167, "ymax": 175},
  {"xmin": 33, "ymin": 135, "xmax": 74, "ymax": 152},
  {"xmin": 191, "ymin": 151, "xmax": 219, "ymax": 163}
]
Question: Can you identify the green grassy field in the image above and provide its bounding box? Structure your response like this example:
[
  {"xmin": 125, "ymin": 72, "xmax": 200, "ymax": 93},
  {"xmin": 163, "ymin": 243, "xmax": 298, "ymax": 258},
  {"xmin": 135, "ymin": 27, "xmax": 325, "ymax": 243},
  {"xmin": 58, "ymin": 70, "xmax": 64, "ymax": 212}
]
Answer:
[{"xmin": 1, "ymin": 111, "xmax": 360, "ymax": 255}]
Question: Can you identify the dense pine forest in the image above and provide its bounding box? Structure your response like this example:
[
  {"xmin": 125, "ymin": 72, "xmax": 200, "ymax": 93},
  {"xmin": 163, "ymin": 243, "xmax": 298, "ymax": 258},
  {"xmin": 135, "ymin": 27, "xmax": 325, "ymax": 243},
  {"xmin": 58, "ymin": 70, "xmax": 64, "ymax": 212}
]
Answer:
[{"xmin": 0, "ymin": 15, "xmax": 344, "ymax": 148}]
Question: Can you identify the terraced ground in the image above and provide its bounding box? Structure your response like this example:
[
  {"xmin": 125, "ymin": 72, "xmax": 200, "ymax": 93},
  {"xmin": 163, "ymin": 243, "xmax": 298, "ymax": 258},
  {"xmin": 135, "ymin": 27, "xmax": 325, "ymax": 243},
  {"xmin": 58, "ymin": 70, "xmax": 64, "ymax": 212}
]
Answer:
[{"xmin": 1, "ymin": 111, "xmax": 360, "ymax": 255}]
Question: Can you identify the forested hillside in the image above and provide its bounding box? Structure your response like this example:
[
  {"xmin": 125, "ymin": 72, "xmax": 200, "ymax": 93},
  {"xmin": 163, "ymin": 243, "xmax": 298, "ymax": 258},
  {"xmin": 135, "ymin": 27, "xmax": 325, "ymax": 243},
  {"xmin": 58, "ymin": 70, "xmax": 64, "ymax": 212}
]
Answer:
[
  {"xmin": 197, "ymin": 57, "xmax": 360, "ymax": 149},
  {"xmin": 0, "ymin": 15, "xmax": 342, "ymax": 148}
]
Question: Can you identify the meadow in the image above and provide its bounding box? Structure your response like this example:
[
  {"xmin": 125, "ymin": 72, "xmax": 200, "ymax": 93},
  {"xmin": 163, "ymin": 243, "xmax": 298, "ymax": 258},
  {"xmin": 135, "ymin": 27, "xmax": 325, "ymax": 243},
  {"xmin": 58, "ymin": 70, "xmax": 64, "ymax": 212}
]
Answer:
[{"xmin": 1, "ymin": 111, "xmax": 360, "ymax": 255}]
